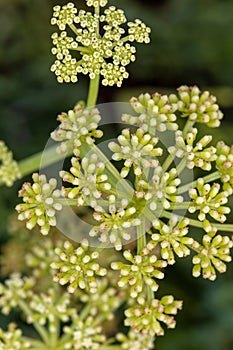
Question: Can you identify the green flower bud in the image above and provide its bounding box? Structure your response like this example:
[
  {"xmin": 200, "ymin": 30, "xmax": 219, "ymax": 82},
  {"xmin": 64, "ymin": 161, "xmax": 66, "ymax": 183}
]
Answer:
[
  {"xmin": 216, "ymin": 141, "xmax": 233, "ymax": 195},
  {"xmin": 117, "ymin": 329, "xmax": 154, "ymax": 350}
]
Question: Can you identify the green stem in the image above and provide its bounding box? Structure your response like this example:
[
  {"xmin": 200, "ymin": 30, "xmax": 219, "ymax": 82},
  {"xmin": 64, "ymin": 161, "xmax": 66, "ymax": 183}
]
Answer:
[
  {"xmin": 162, "ymin": 210, "xmax": 233, "ymax": 232},
  {"xmin": 18, "ymin": 300, "xmax": 49, "ymax": 345},
  {"xmin": 178, "ymin": 171, "xmax": 221, "ymax": 194},
  {"xmin": 87, "ymin": 75, "xmax": 100, "ymax": 108}
]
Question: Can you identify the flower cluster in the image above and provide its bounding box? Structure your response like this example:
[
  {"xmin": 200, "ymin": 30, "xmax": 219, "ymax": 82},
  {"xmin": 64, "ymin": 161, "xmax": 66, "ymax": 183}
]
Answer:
[
  {"xmin": 216, "ymin": 141, "xmax": 233, "ymax": 194},
  {"xmin": 148, "ymin": 216, "xmax": 193, "ymax": 265},
  {"xmin": 0, "ymin": 324, "xmax": 31, "ymax": 350},
  {"xmin": 51, "ymin": 240, "xmax": 107, "ymax": 293},
  {"xmin": 51, "ymin": 3, "xmax": 150, "ymax": 86},
  {"xmin": 175, "ymin": 85, "xmax": 224, "ymax": 127},
  {"xmin": 192, "ymin": 232, "xmax": 233, "ymax": 281},
  {"xmin": 0, "ymin": 141, "xmax": 21, "ymax": 187},
  {"xmin": 117, "ymin": 330, "xmax": 155, "ymax": 350},
  {"xmin": 125, "ymin": 295, "xmax": 183, "ymax": 336},
  {"xmin": 64, "ymin": 314, "xmax": 106, "ymax": 350},
  {"xmin": 188, "ymin": 178, "xmax": 230, "ymax": 223},
  {"xmin": 25, "ymin": 238, "xmax": 64, "ymax": 277},
  {"xmin": 60, "ymin": 154, "xmax": 111, "ymax": 205},
  {"xmin": 0, "ymin": 274, "xmax": 35, "ymax": 315},
  {"xmin": 16, "ymin": 173, "xmax": 62, "ymax": 235},
  {"xmin": 90, "ymin": 195, "xmax": 141, "ymax": 250},
  {"xmin": 136, "ymin": 166, "xmax": 183, "ymax": 211},
  {"xmin": 28, "ymin": 289, "xmax": 72, "ymax": 332},
  {"xmin": 109, "ymin": 128, "xmax": 163, "ymax": 177},
  {"xmin": 168, "ymin": 128, "xmax": 217, "ymax": 171},
  {"xmin": 78, "ymin": 278, "xmax": 123, "ymax": 320},
  {"xmin": 111, "ymin": 250, "xmax": 166, "ymax": 298},
  {"xmin": 51, "ymin": 104, "xmax": 103, "ymax": 155},
  {"xmin": 122, "ymin": 93, "xmax": 178, "ymax": 134}
]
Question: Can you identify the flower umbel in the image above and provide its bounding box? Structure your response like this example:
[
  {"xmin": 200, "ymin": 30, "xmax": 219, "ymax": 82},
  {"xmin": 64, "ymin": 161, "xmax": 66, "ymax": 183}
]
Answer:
[
  {"xmin": 51, "ymin": 3, "xmax": 151, "ymax": 86},
  {"xmin": 16, "ymin": 173, "xmax": 62, "ymax": 235},
  {"xmin": 0, "ymin": 141, "xmax": 21, "ymax": 187},
  {"xmin": 51, "ymin": 240, "xmax": 107, "ymax": 293}
]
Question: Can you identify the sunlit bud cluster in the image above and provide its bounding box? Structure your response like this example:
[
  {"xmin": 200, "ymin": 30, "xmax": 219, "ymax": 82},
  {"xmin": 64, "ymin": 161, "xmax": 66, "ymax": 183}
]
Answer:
[
  {"xmin": 0, "ymin": 141, "xmax": 21, "ymax": 187},
  {"xmin": 0, "ymin": 324, "xmax": 31, "ymax": 350},
  {"xmin": 51, "ymin": 3, "xmax": 78, "ymax": 30},
  {"xmin": 138, "ymin": 166, "xmax": 183, "ymax": 211},
  {"xmin": 117, "ymin": 329, "xmax": 155, "ymax": 350},
  {"xmin": 26, "ymin": 238, "xmax": 64, "ymax": 277},
  {"xmin": 28, "ymin": 289, "xmax": 72, "ymax": 332},
  {"xmin": 174, "ymin": 85, "xmax": 223, "ymax": 127},
  {"xmin": 216, "ymin": 141, "xmax": 233, "ymax": 194},
  {"xmin": 111, "ymin": 250, "xmax": 167, "ymax": 298},
  {"xmin": 79, "ymin": 279, "xmax": 122, "ymax": 320},
  {"xmin": 122, "ymin": 93, "xmax": 178, "ymax": 134},
  {"xmin": 51, "ymin": 3, "xmax": 150, "ymax": 86},
  {"xmin": 147, "ymin": 216, "xmax": 192, "ymax": 265},
  {"xmin": 64, "ymin": 315, "xmax": 106, "ymax": 349},
  {"xmin": 16, "ymin": 173, "xmax": 62, "ymax": 235},
  {"xmin": 125, "ymin": 295, "xmax": 183, "ymax": 336},
  {"xmin": 51, "ymin": 240, "xmax": 107, "ymax": 294},
  {"xmin": 192, "ymin": 232, "xmax": 233, "ymax": 281},
  {"xmin": 51, "ymin": 104, "xmax": 103, "ymax": 155},
  {"xmin": 90, "ymin": 195, "xmax": 141, "ymax": 250},
  {"xmin": 0, "ymin": 274, "xmax": 35, "ymax": 315},
  {"xmin": 109, "ymin": 128, "xmax": 163, "ymax": 178},
  {"xmin": 188, "ymin": 178, "xmax": 231, "ymax": 223},
  {"xmin": 60, "ymin": 154, "xmax": 111, "ymax": 205},
  {"xmin": 127, "ymin": 19, "xmax": 151, "ymax": 43},
  {"xmin": 169, "ymin": 128, "xmax": 217, "ymax": 171}
]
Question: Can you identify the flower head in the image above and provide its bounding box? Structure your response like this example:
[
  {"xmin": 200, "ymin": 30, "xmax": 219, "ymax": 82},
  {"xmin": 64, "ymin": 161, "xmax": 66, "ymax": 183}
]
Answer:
[
  {"xmin": 148, "ymin": 216, "xmax": 192, "ymax": 265},
  {"xmin": 90, "ymin": 195, "xmax": 141, "ymax": 250},
  {"xmin": 117, "ymin": 329, "xmax": 155, "ymax": 350},
  {"xmin": 0, "ymin": 324, "xmax": 31, "ymax": 350},
  {"xmin": 60, "ymin": 154, "xmax": 111, "ymax": 205},
  {"xmin": 111, "ymin": 250, "xmax": 167, "ymax": 298},
  {"xmin": 122, "ymin": 93, "xmax": 178, "ymax": 135},
  {"xmin": 51, "ymin": 3, "xmax": 150, "ymax": 86},
  {"xmin": 0, "ymin": 141, "xmax": 21, "ymax": 187},
  {"xmin": 216, "ymin": 141, "xmax": 233, "ymax": 194},
  {"xmin": 192, "ymin": 232, "xmax": 233, "ymax": 281},
  {"xmin": 109, "ymin": 128, "xmax": 163, "ymax": 177},
  {"xmin": 0, "ymin": 274, "xmax": 35, "ymax": 315},
  {"xmin": 51, "ymin": 240, "xmax": 107, "ymax": 294},
  {"xmin": 175, "ymin": 85, "xmax": 223, "ymax": 127},
  {"xmin": 168, "ymin": 128, "xmax": 217, "ymax": 171},
  {"xmin": 125, "ymin": 295, "xmax": 183, "ymax": 336},
  {"xmin": 188, "ymin": 178, "xmax": 231, "ymax": 223},
  {"xmin": 16, "ymin": 173, "xmax": 62, "ymax": 235},
  {"xmin": 51, "ymin": 104, "xmax": 103, "ymax": 155}
]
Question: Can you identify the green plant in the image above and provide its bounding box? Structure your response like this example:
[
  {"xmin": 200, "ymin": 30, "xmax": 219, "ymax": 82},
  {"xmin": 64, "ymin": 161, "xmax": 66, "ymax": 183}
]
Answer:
[{"xmin": 0, "ymin": 1, "xmax": 233, "ymax": 349}]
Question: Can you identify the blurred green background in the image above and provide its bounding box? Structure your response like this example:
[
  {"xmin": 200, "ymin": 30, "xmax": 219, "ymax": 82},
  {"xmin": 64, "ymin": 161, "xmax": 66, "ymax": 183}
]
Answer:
[{"xmin": 0, "ymin": 0, "xmax": 233, "ymax": 349}]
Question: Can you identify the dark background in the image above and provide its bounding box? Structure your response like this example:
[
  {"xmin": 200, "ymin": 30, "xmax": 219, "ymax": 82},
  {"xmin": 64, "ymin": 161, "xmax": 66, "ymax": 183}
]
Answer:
[{"xmin": 0, "ymin": 0, "xmax": 233, "ymax": 349}]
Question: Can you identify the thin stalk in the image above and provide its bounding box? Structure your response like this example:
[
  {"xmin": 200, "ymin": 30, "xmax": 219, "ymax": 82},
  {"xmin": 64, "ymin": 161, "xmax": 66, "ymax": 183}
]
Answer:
[
  {"xmin": 162, "ymin": 210, "xmax": 233, "ymax": 232},
  {"xmin": 178, "ymin": 171, "xmax": 221, "ymax": 194},
  {"xmin": 18, "ymin": 300, "xmax": 49, "ymax": 345}
]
